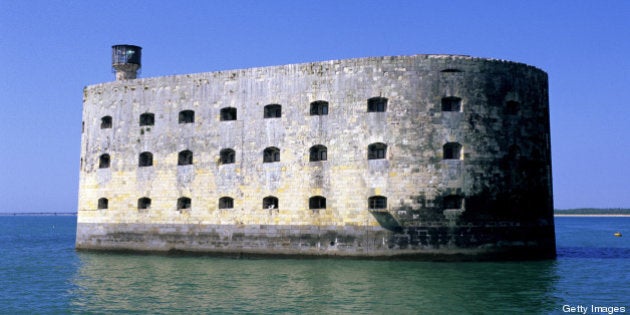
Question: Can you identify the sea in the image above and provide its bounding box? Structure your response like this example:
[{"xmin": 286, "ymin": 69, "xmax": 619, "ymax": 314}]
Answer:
[{"xmin": 0, "ymin": 216, "xmax": 628, "ymax": 314}]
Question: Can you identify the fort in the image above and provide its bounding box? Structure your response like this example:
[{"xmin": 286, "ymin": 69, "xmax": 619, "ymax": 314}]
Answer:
[{"xmin": 76, "ymin": 45, "xmax": 556, "ymax": 260}]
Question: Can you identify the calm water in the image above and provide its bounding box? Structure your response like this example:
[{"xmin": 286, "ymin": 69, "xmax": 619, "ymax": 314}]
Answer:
[{"xmin": 0, "ymin": 216, "xmax": 628, "ymax": 314}]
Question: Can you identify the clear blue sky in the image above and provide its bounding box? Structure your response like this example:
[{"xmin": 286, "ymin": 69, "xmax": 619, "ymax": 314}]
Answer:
[{"xmin": 1, "ymin": 0, "xmax": 628, "ymax": 212}]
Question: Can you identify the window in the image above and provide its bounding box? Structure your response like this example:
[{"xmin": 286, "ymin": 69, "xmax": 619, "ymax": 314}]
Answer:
[
  {"xmin": 368, "ymin": 196, "xmax": 387, "ymax": 210},
  {"xmin": 441, "ymin": 68, "xmax": 462, "ymax": 73},
  {"xmin": 219, "ymin": 197, "xmax": 234, "ymax": 209},
  {"xmin": 220, "ymin": 107, "xmax": 237, "ymax": 121},
  {"xmin": 139, "ymin": 152, "xmax": 153, "ymax": 167},
  {"xmin": 309, "ymin": 196, "xmax": 326, "ymax": 209},
  {"xmin": 99, "ymin": 154, "xmax": 110, "ymax": 169},
  {"xmin": 263, "ymin": 196, "xmax": 279, "ymax": 209},
  {"xmin": 309, "ymin": 145, "xmax": 327, "ymax": 162},
  {"xmin": 443, "ymin": 195, "xmax": 463, "ymax": 209},
  {"xmin": 220, "ymin": 148, "xmax": 235, "ymax": 164},
  {"xmin": 441, "ymin": 97, "xmax": 461, "ymax": 112},
  {"xmin": 263, "ymin": 147, "xmax": 280, "ymax": 163},
  {"xmin": 368, "ymin": 143, "xmax": 387, "ymax": 160},
  {"xmin": 508, "ymin": 145, "xmax": 520, "ymax": 159},
  {"xmin": 178, "ymin": 150, "xmax": 193, "ymax": 165},
  {"xmin": 179, "ymin": 110, "xmax": 194, "ymax": 123},
  {"xmin": 310, "ymin": 100, "xmax": 329, "ymax": 116},
  {"xmin": 139, "ymin": 113, "xmax": 155, "ymax": 126},
  {"xmin": 97, "ymin": 198, "xmax": 108, "ymax": 210},
  {"xmin": 506, "ymin": 101, "xmax": 519, "ymax": 115},
  {"xmin": 177, "ymin": 197, "xmax": 191, "ymax": 210},
  {"xmin": 367, "ymin": 97, "xmax": 388, "ymax": 112},
  {"xmin": 264, "ymin": 104, "xmax": 282, "ymax": 118},
  {"xmin": 138, "ymin": 197, "xmax": 151, "ymax": 210},
  {"xmin": 101, "ymin": 116, "xmax": 112, "ymax": 129},
  {"xmin": 443, "ymin": 142, "xmax": 462, "ymax": 160}
]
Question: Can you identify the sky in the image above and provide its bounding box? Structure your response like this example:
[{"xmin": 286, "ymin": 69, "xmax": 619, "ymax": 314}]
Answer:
[{"xmin": 0, "ymin": 0, "xmax": 628, "ymax": 212}]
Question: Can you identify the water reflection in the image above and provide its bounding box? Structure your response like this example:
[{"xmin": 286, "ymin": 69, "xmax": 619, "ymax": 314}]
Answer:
[{"xmin": 71, "ymin": 253, "xmax": 560, "ymax": 314}]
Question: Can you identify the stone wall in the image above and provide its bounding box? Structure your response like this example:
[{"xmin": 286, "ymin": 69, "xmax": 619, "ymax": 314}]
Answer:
[{"xmin": 77, "ymin": 54, "xmax": 555, "ymax": 259}]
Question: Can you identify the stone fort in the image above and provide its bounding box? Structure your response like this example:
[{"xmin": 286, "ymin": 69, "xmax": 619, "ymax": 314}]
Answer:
[{"xmin": 76, "ymin": 45, "xmax": 556, "ymax": 259}]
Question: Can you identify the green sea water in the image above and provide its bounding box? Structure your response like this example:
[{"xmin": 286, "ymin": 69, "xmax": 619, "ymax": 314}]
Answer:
[{"xmin": 0, "ymin": 216, "xmax": 628, "ymax": 314}]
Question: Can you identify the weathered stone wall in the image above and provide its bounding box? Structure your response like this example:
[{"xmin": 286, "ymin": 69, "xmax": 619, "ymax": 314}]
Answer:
[{"xmin": 77, "ymin": 54, "xmax": 555, "ymax": 259}]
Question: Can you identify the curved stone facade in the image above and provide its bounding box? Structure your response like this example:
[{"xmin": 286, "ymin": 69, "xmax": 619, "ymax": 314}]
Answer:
[{"xmin": 76, "ymin": 54, "xmax": 556, "ymax": 259}]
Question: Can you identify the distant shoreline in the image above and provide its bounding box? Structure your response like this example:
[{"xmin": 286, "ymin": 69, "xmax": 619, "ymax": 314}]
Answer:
[
  {"xmin": 554, "ymin": 214, "xmax": 630, "ymax": 217},
  {"xmin": 0, "ymin": 212, "xmax": 77, "ymax": 216}
]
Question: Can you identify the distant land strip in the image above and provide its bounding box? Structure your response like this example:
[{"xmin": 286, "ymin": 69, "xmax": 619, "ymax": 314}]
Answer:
[
  {"xmin": 0, "ymin": 212, "xmax": 77, "ymax": 216},
  {"xmin": 1, "ymin": 209, "xmax": 629, "ymax": 216},
  {"xmin": 554, "ymin": 208, "xmax": 630, "ymax": 216}
]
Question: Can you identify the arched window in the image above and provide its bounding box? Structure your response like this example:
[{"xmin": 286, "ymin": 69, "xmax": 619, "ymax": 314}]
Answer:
[
  {"xmin": 220, "ymin": 107, "xmax": 237, "ymax": 121},
  {"xmin": 179, "ymin": 110, "xmax": 195, "ymax": 123},
  {"xmin": 441, "ymin": 97, "xmax": 462, "ymax": 112},
  {"xmin": 263, "ymin": 196, "xmax": 279, "ymax": 209},
  {"xmin": 97, "ymin": 198, "xmax": 108, "ymax": 210},
  {"xmin": 99, "ymin": 154, "xmax": 110, "ymax": 169},
  {"xmin": 263, "ymin": 147, "xmax": 280, "ymax": 163},
  {"xmin": 368, "ymin": 196, "xmax": 387, "ymax": 210},
  {"xmin": 177, "ymin": 197, "xmax": 191, "ymax": 210},
  {"xmin": 220, "ymin": 148, "xmax": 235, "ymax": 164},
  {"xmin": 443, "ymin": 195, "xmax": 463, "ymax": 209},
  {"xmin": 367, "ymin": 97, "xmax": 388, "ymax": 112},
  {"xmin": 309, "ymin": 145, "xmax": 327, "ymax": 162},
  {"xmin": 264, "ymin": 104, "xmax": 282, "ymax": 118},
  {"xmin": 139, "ymin": 113, "xmax": 155, "ymax": 126},
  {"xmin": 219, "ymin": 197, "xmax": 234, "ymax": 209},
  {"xmin": 310, "ymin": 100, "xmax": 329, "ymax": 116},
  {"xmin": 100, "ymin": 116, "xmax": 112, "ymax": 129},
  {"xmin": 138, "ymin": 197, "xmax": 151, "ymax": 210},
  {"xmin": 178, "ymin": 150, "xmax": 193, "ymax": 165},
  {"xmin": 139, "ymin": 152, "xmax": 153, "ymax": 167},
  {"xmin": 506, "ymin": 100, "xmax": 520, "ymax": 115},
  {"xmin": 368, "ymin": 143, "xmax": 387, "ymax": 160},
  {"xmin": 309, "ymin": 196, "xmax": 326, "ymax": 209},
  {"xmin": 443, "ymin": 142, "xmax": 462, "ymax": 160}
]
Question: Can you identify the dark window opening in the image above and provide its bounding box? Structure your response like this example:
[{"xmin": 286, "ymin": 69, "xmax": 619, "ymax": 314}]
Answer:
[
  {"xmin": 441, "ymin": 97, "xmax": 462, "ymax": 112},
  {"xmin": 220, "ymin": 107, "xmax": 237, "ymax": 121},
  {"xmin": 263, "ymin": 147, "xmax": 280, "ymax": 163},
  {"xmin": 367, "ymin": 97, "xmax": 388, "ymax": 112},
  {"xmin": 440, "ymin": 68, "xmax": 462, "ymax": 73},
  {"xmin": 310, "ymin": 100, "xmax": 329, "ymax": 116},
  {"xmin": 443, "ymin": 195, "xmax": 463, "ymax": 209},
  {"xmin": 178, "ymin": 150, "xmax": 193, "ymax": 166},
  {"xmin": 309, "ymin": 196, "xmax": 326, "ymax": 209},
  {"xmin": 138, "ymin": 197, "xmax": 151, "ymax": 210},
  {"xmin": 309, "ymin": 145, "xmax": 327, "ymax": 162},
  {"xmin": 368, "ymin": 143, "xmax": 387, "ymax": 160},
  {"xmin": 82, "ymin": 121, "xmax": 84, "ymax": 133},
  {"xmin": 139, "ymin": 113, "xmax": 155, "ymax": 126},
  {"xmin": 443, "ymin": 142, "xmax": 462, "ymax": 160},
  {"xmin": 139, "ymin": 152, "xmax": 153, "ymax": 167},
  {"xmin": 179, "ymin": 110, "xmax": 195, "ymax": 123},
  {"xmin": 508, "ymin": 145, "xmax": 520, "ymax": 159},
  {"xmin": 220, "ymin": 149, "xmax": 235, "ymax": 164},
  {"xmin": 97, "ymin": 198, "xmax": 108, "ymax": 210},
  {"xmin": 177, "ymin": 197, "xmax": 191, "ymax": 210},
  {"xmin": 264, "ymin": 104, "xmax": 282, "ymax": 118},
  {"xmin": 263, "ymin": 196, "xmax": 279, "ymax": 209},
  {"xmin": 219, "ymin": 197, "xmax": 234, "ymax": 209},
  {"xmin": 506, "ymin": 101, "xmax": 520, "ymax": 115},
  {"xmin": 368, "ymin": 196, "xmax": 387, "ymax": 210},
  {"xmin": 99, "ymin": 154, "xmax": 110, "ymax": 169},
  {"xmin": 101, "ymin": 116, "xmax": 112, "ymax": 129}
]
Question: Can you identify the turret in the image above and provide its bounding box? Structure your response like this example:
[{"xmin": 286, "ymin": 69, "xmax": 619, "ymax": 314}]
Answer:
[{"xmin": 112, "ymin": 44, "xmax": 142, "ymax": 80}]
